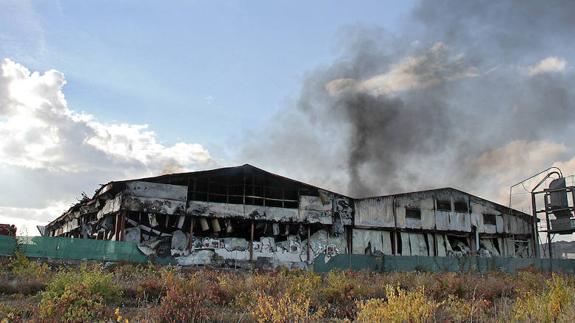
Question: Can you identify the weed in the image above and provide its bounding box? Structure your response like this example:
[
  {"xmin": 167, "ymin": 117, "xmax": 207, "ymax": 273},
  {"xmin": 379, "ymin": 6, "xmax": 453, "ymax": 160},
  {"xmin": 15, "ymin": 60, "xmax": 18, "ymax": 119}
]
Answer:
[
  {"xmin": 355, "ymin": 285, "xmax": 441, "ymax": 322},
  {"xmin": 38, "ymin": 264, "xmax": 122, "ymax": 322}
]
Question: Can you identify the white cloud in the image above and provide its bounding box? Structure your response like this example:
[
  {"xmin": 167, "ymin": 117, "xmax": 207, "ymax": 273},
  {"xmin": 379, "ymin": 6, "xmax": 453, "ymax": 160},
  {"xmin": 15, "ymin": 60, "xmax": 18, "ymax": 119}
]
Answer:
[
  {"xmin": 0, "ymin": 202, "xmax": 69, "ymax": 236},
  {"xmin": 0, "ymin": 58, "xmax": 212, "ymax": 172},
  {"xmin": 528, "ymin": 57, "xmax": 567, "ymax": 76},
  {"xmin": 0, "ymin": 58, "xmax": 214, "ymax": 234},
  {"xmin": 326, "ymin": 42, "xmax": 478, "ymax": 97},
  {"xmin": 475, "ymin": 140, "xmax": 567, "ymax": 180}
]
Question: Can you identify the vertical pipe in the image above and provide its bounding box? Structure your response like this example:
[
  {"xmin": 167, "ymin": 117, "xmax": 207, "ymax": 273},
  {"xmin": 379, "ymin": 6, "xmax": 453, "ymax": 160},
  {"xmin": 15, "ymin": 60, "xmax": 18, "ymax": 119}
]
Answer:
[
  {"xmin": 531, "ymin": 192, "xmax": 540, "ymax": 258},
  {"xmin": 392, "ymin": 196, "xmax": 398, "ymax": 255},
  {"xmin": 249, "ymin": 220, "xmax": 254, "ymax": 261},
  {"xmin": 544, "ymin": 193, "xmax": 553, "ymax": 260}
]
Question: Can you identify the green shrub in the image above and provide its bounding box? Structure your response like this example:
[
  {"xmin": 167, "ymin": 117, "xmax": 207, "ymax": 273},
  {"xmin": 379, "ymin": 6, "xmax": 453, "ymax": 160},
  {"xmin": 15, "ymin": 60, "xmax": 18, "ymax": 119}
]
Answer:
[
  {"xmin": 9, "ymin": 251, "xmax": 49, "ymax": 281},
  {"xmin": 38, "ymin": 264, "xmax": 122, "ymax": 322}
]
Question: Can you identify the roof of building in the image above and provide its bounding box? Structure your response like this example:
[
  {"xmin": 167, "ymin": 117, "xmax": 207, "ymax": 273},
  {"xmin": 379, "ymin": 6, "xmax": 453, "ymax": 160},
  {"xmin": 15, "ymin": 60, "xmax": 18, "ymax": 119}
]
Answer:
[{"xmin": 48, "ymin": 164, "xmax": 532, "ymax": 226}]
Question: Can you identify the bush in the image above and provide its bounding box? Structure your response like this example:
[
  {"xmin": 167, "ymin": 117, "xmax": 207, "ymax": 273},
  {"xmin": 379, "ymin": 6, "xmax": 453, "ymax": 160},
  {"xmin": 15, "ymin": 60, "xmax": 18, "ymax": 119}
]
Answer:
[
  {"xmin": 513, "ymin": 274, "xmax": 575, "ymax": 322},
  {"xmin": 251, "ymin": 291, "xmax": 324, "ymax": 323},
  {"xmin": 355, "ymin": 285, "xmax": 441, "ymax": 322},
  {"xmin": 0, "ymin": 303, "xmax": 34, "ymax": 321},
  {"xmin": 38, "ymin": 265, "xmax": 122, "ymax": 322},
  {"xmin": 9, "ymin": 251, "xmax": 49, "ymax": 281},
  {"xmin": 152, "ymin": 271, "xmax": 220, "ymax": 322}
]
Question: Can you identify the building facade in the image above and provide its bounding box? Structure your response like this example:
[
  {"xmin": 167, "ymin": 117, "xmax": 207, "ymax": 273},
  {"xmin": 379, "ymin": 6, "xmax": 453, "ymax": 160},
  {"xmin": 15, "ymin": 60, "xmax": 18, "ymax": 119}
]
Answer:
[{"xmin": 45, "ymin": 164, "xmax": 534, "ymax": 267}]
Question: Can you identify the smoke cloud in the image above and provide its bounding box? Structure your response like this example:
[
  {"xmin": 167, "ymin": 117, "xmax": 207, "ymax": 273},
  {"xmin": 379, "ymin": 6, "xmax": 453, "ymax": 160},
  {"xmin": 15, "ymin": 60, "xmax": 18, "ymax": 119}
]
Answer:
[{"xmin": 242, "ymin": 0, "xmax": 575, "ymax": 202}]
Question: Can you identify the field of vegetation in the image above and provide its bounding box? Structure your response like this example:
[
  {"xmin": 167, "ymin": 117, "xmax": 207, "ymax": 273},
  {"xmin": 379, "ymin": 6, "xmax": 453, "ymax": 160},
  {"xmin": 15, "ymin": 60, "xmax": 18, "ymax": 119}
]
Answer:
[{"xmin": 1, "ymin": 253, "xmax": 575, "ymax": 322}]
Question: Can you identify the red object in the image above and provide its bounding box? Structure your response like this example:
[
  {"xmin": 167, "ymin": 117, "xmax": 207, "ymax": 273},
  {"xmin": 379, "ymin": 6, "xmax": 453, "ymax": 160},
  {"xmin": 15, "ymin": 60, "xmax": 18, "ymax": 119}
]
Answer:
[{"xmin": 0, "ymin": 224, "xmax": 17, "ymax": 237}]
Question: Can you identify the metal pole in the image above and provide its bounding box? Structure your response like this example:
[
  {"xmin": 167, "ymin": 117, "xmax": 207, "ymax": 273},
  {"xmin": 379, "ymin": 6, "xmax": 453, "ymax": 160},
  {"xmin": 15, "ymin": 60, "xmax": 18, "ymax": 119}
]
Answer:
[
  {"xmin": 531, "ymin": 193, "xmax": 540, "ymax": 258},
  {"xmin": 249, "ymin": 220, "xmax": 254, "ymax": 261},
  {"xmin": 307, "ymin": 225, "xmax": 311, "ymax": 262},
  {"xmin": 392, "ymin": 196, "xmax": 398, "ymax": 255},
  {"xmin": 544, "ymin": 193, "xmax": 553, "ymax": 260}
]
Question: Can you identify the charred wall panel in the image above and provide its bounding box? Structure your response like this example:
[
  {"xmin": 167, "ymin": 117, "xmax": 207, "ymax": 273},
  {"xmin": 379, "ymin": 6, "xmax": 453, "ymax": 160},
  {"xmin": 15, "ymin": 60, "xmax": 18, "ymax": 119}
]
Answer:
[{"xmin": 354, "ymin": 197, "xmax": 394, "ymax": 228}]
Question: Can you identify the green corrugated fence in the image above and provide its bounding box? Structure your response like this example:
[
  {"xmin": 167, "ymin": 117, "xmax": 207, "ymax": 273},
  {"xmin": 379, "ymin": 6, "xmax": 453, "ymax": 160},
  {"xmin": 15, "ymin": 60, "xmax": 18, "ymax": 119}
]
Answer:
[
  {"xmin": 3, "ymin": 235, "xmax": 575, "ymax": 272},
  {"xmin": 0, "ymin": 235, "xmax": 17, "ymax": 256},
  {"xmin": 0, "ymin": 235, "xmax": 148, "ymax": 263},
  {"xmin": 313, "ymin": 254, "xmax": 575, "ymax": 273}
]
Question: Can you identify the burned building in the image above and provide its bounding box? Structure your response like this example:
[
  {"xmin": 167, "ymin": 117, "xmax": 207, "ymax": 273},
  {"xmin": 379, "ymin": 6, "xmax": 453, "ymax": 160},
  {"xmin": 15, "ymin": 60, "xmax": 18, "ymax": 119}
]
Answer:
[{"xmin": 44, "ymin": 164, "xmax": 534, "ymax": 267}]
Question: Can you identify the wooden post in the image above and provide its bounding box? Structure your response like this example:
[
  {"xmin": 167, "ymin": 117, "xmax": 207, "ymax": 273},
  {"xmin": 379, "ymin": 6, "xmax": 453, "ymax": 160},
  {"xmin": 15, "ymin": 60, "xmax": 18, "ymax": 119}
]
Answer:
[
  {"xmin": 346, "ymin": 227, "xmax": 352, "ymax": 254},
  {"xmin": 392, "ymin": 196, "xmax": 399, "ymax": 255},
  {"xmin": 114, "ymin": 213, "xmax": 120, "ymax": 241},
  {"xmin": 249, "ymin": 221, "xmax": 254, "ymax": 261},
  {"xmin": 118, "ymin": 211, "xmax": 126, "ymax": 241}
]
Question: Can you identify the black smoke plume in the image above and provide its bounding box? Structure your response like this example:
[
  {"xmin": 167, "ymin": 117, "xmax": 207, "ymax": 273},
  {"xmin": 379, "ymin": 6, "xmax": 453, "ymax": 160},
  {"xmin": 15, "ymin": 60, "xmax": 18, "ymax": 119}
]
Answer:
[{"xmin": 242, "ymin": 0, "xmax": 575, "ymax": 200}]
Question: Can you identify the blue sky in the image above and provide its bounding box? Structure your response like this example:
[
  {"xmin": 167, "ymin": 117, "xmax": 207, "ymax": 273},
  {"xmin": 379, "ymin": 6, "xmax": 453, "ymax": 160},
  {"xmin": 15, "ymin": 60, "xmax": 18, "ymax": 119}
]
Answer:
[
  {"xmin": 0, "ymin": 0, "xmax": 418, "ymax": 233},
  {"xmin": 3, "ymin": 0, "xmax": 575, "ymax": 238},
  {"xmin": 1, "ymin": 0, "xmax": 414, "ymax": 155}
]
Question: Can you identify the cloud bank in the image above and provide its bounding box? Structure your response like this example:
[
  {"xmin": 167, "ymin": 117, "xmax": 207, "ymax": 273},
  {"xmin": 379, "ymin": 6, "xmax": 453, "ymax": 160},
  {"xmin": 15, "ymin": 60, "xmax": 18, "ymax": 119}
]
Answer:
[{"xmin": 0, "ymin": 59, "xmax": 214, "ymax": 234}]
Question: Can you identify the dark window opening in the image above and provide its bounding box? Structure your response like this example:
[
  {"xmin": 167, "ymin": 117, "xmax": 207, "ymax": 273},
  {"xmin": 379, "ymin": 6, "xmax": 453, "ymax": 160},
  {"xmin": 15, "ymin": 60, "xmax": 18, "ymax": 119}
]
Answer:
[
  {"xmin": 436, "ymin": 200, "xmax": 451, "ymax": 212},
  {"xmin": 483, "ymin": 213, "xmax": 497, "ymax": 225},
  {"xmin": 406, "ymin": 207, "xmax": 421, "ymax": 220},
  {"xmin": 447, "ymin": 235, "xmax": 471, "ymax": 253},
  {"xmin": 454, "ymin": 201, "xmax": 468, "ymax": 213}
]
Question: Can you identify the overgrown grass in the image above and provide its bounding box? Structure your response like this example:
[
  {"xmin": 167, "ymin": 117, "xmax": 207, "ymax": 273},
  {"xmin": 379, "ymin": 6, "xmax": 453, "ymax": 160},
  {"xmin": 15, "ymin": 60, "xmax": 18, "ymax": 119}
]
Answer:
[{"xmin": 1, "ymin": 254, "xmax": 575, "ymax": 322}]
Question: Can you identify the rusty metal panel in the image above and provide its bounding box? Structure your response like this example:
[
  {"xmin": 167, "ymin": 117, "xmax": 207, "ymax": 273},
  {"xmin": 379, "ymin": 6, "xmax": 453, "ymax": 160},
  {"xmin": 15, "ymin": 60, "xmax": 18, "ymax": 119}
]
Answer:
[
  {"xmin": 299, "ymin": 195, "xmax": 331, "ymax": 211},
  {"xmin": 427, "ymin": 233, "xmax": 434, "ymax": 255},
  {"xmin": 352, "ymin": 229, "xmax": 393, "ymax": 255},
  {"xmin": 405, "ymin": 217, "xmax": 422, "ymax": 229},
  {"xmin": 248, "ymin": 205, "xmax": 300, "ymax": 222},
  {"xmin": 188, "ymin": 201, "xmax": 245, "ymax": 218},
  {"xmin": 334, "ymin": 196, "xmax": 353, "ymax": 225},
  {"xmin": 187, "ymin": 201, "xmax": 300, "ymax": 222},
  {"xmin": 436, "ymin": 234, "xmax": 447, "ymax": 257},
  {"xmin": 299, "ymin": 195, "xmax": 332, "ymax": 224},
  {"xmin": 395, "ymin": 194, "xmax": 435, "ymax": 229},
  {"xmin": 510, "ymin": 216, "xmax": 519, "ymax": 233},
  {"xmin": 395, "ymin": 195, "xmax": 421, "ymax": 229},
  {"xmin": 400, "ymin": 232, "xmax": 411, "ymax": 256},
  {"xmin": 409, "ymin": 233, "xmax": 429, "ymax": 256},
  {"xmin": 436, "ymin": 211, "xmax": 449, "ymax": 230},
  {"xmin": 125, "ymin": 181, "xmax": 187, "ymax": 201},
  {"xmin": 122, "ymin": 196, "xmax": 186, "ymax": 215},
  {"xmin": 448, "ymin": 213, "xmax": 471, "ymax": 232},
  {"xmin": 520, "ymin": 217, "xmax": 531, "ymax": 234},
  {"xmin": 395, "ymin": 206, "xmax": 406, "ymax": 228},
  {"xmin": 354, "ymin": 197, "xmax": 394, "ymax": 227},
  {"xmin": 470, "ymin": 202, "xmax": 483, "ymax": 232},
  {"xmin": 421, "ymin": 209, "xmax": 435, "ymax": 230},
  {"xmin": 97, "ymin": 195, "xmax": 122, "ymax": 219},
  {"xmin": 121, "ymin": 181, "xmax": 188, "ymax": 215},
  {"xmin": 496, "ymin": 215, "xmax": 504, "ymax": 233}
]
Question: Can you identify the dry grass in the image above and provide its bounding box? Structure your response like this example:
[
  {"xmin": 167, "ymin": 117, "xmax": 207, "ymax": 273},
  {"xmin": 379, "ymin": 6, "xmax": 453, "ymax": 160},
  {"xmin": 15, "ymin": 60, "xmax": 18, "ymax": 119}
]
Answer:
[{"xmin": 0, "ymin": 255, "xmax": 575, "ymax": 322}]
